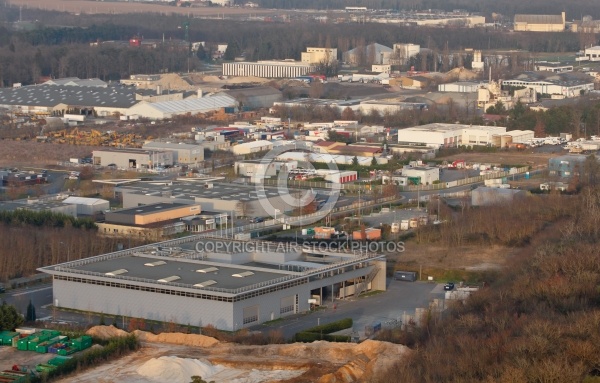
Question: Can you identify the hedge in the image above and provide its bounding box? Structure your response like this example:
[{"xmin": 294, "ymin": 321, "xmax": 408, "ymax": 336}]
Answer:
[{"xmin": 294, "ymin": 318, "xmax": 353, "ymax": 343}]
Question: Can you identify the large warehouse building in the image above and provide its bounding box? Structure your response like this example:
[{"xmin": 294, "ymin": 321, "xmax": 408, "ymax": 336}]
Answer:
[
  {"xmin": 397, "ymin": 123, "xmax": 533, "ymax": 148},
  {"xmin": 513, "ymin": 12, "xmax": 565, "ymax": 32},
  {"xmin": 222, "ymin": 61, "xmax": 316, "ymax": 78},
  {"xmin": 39, "ymin": 236, "xmax": 386, "ymax": 330},
  {"xmin": 92, "ymin": 149, "xmax": 174, "ymax": 169},
  {"xmin": 142, "ymin": 142, "xmax": 205, "ymax": 165},
  {"xmin": 126, "ymin": 95, "xmax": 236, "ymax": 120}
]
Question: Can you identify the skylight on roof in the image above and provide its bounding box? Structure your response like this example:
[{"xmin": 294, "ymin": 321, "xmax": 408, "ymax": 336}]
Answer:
[
  {"xmin": 196, "ymin": 267, "xmax": 219, "ymax": 273},
  {"xmin": 105, "ymin": 269, "xmax": 128, "ymax": 276},
  {"xmin": 194, "ymin": 280, "xmax": 217, "ymax": 288},
  {"xmin": 232, "ymin": 271, "xmax": 255, "ymax": 278},
  {"xmin": 144, "ymin": 261, "xmax": 167, "ymax": 267},
  {"xmin": 158, "ymin": 275, "xmax": 180, "ymax": 283}
]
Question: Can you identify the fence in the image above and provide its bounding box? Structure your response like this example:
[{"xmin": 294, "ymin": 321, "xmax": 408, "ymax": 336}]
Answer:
[{"xmin": 262, "ymin": 166, "xmax": 532, "ymax": 193}]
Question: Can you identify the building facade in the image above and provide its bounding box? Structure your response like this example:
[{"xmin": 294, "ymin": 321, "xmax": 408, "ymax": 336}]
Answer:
[
  {"xmin": 514, "ymin": 12, "xmax": 565, "ymax": 32},
  {"xmin": 142, "ymin": 142, "xmax": 205, "ymax": 165},
  {"xmin": 92, "ymin": 149, "xmax": 174, "ymax": 169},
  {"xmin": 39, "ymin": 237, "xmax": 386, "ymax": 331},
  {"xmin": 301, "ymin": 47, "xmax": 338, "ymax": 64},
  {"xmin": 223, "ymin": 61, "xmax": 316, "ymax": 78}
]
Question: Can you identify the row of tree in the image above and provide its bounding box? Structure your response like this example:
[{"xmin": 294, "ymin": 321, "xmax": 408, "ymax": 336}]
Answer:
[
  {"xmin": 0, "ymin": 9, "xmax": 595, "ymax": 86},
  {"xmin": 270, "ymin": 94, "xmax": 600, "ymax": 138},
  {"xmin": 375, "ymin": 186, "xmax": 600, "ymax": 382}
]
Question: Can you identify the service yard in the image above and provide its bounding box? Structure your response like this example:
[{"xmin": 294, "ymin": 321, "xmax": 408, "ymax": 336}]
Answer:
[
  {"xmin": 441, "ymin": 149, "xmax": 559, "ymax": 168},
  {"xmin": 0, "ymin": 346, "xmax": 53, "ymax": 373}
]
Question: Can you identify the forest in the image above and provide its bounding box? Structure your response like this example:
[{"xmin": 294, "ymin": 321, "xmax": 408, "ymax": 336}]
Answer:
[
  {"xmin": 0, "ymin": 210, "xmax": 147, "ymax": 282},
  {"xmin": 245, "ymin": 0, "xmax": 600, "ymax": 18},
  {"xmin": 373, "ymin": 183, "xmax": 600, "ymax": 382},
  {"xmin": 0, "ymin": 6, "xmax": 595, "ymax": 86}
]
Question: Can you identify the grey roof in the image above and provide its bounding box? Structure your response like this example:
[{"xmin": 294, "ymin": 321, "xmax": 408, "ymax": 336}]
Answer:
[
  {"xmin": 514, "ymin": 14, "xmax": 563, "ymax": 24},
  {"xmin": 142, "ymin": 142, "xmax": 204, "ymax": 150},
  {"xmin": 43, "ymin": 77, "xmax": 108, "ymax": 87},
  {"xmin": 117, "ymin": 181, "xmax": 282, "ymax": 202},
  {"xmin": 0, "ymin": 84, "xmax": 139, "ymax": 109},
  {"xmin": 223, "ymin": 86, "xmax": 282, "ymax": 98},
  {"xmin": 345, "ymin": 43, "xmax": 392, "ymax": 56},
  {"xmin": 133, "ymin": 95, "xmax": 236, "ymax": 115},
  {"xmin": 74, "ymin": 253, "xmax": 289, "ymax": 290},
  {"xmin": 508, "ymin": 71, "xmax": 594, "ymax": 86}
]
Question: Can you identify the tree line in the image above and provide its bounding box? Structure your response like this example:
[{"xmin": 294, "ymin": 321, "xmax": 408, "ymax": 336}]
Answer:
[
  {"xmin": 375, "ymin": 186, "xmax": 600, "ymax": 382},
  {"xmin": 0, "ymin": 9, "xmax": 594, "ymax": 86},
  {"xmin": 242, "ymin": 0, "xmax": 600, "ymax": 18},
  {"xmin": 270, "ymin": 95, "xmax": 600, "ymax": 138}
]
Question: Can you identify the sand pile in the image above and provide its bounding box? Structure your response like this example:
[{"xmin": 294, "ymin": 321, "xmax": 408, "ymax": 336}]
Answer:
[
  {"xmin": 133, "ymin": 330, "xmax": 220, "ymax": 347},
  {"xmin": 137, "ymin": 356, "xmax": 223, "ymax": 383},
  {"xmin": 86, "ymin": 325, "xmax": 129, "ymax": 339}
]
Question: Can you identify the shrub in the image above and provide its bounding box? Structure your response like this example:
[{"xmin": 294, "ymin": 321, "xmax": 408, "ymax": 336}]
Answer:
[{"xmin": 294, "ymin": 318, "xmax": 353, "ymax": 342}]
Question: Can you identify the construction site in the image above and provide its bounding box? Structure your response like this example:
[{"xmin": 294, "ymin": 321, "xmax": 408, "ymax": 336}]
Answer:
[{"xmin": 44, "ymin": 128, "xmax": 145, "ymax": 148}]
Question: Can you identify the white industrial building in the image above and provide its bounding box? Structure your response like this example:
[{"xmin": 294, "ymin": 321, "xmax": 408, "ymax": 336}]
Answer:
[
  {"xmin": 392, "ymin": 43, "xmax": 420, "ymax": 65},
  {"xmin": 223, "ymin": 61, "xmax": 316, "ymax": 78},
  {"xmin": 315, "ymin": 170, "xmax": 358, "ymax": 184},
  {"xmin": 501, "ymin": 72, "xmax": 595, "ymax": 98},
  {"xmin": 534, "ymin": 63, "xmax": 573, "ymax": 73},
  {"xmin": 581, "ymin": 46, "xmax": 600, "ymax": 62},
  {"xmin": 232, "ymin": 140, "xmax": 274, "ymax": 155},
  {"xmin": 343, "ymin": 43, "xmax": 393, "ymax": 65},
  {"xmin": 402, "ymin": 166, "xmax": 440, "ymax": 185},
  {"xmin": 438, "ymin": 81, "xmax": 482, "ymax": 93},
  {"xmin": 397, "ymin": 123, "xmax": 532, "ymax": 148},
  {"xmin": 142, "ymin": 142, "xmax": 205, "ymax": 165},
  {"xmin": 92, "ymin": 149, "xmax": 174, "ymax": 169},
  {"xmin": 126, "ymin": 95, "xmax": 236, "ymax": 120},
  {"xmin": 39, "ymin": 236, "xmax": 386, "ymax": 331},
  {"xmin": 62, "ymin": 196, "xmax": 110, "ymax": 216}
]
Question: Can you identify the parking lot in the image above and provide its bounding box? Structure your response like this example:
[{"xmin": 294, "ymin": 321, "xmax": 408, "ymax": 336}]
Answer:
[{"xmin": 253, "ymin": 279, "xmax": 444, "ymax": 339}]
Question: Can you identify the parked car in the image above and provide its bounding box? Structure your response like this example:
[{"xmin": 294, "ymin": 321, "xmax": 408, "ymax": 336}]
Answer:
[
  {"xmin": 444, "ymin": 282, "xmax": 455, "ymax": 291},
  {"xmin": 249, "ymin": 217, "xmax": 264, "ymax": 223}
]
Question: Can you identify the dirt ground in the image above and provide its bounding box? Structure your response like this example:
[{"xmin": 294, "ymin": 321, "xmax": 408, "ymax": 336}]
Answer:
[
  {"xmin": 10, "ymin": 0, "xmax": 277, "ymax": 16},
  {"xmin": 53, "ymin": 337, "xmax": 407, "ymax": 383},
  {"xmin": 0, "ymin": 346, "xmax": 54, "ymax": 373},
  {"xmin": 441, "ymin": 151, "xmax": 556, "ymax": 168},
  {"xmin": 391, "ymin": 243, "xmax": 514, "ymax": 271},
  {"xmin": 0, "ymin": 141, "xmax": 97, "ymax": 167}
]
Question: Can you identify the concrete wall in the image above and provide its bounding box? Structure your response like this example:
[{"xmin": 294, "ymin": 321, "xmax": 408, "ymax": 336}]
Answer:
[{"xmin": 51, "ymin": 258, "xmax": 384, "ymax": 331}]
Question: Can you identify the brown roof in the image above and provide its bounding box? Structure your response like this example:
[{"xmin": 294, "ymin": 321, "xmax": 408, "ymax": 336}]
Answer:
[
  {"xmin": 514, "ymin": 14, "xmax": 563, "ymax": 25},
  {"xmin": 314, "ymin": 141, "xmax": 343, "ymax": 148},
  {"xmin": 335, "ymin": 146, "xmax": 382, "ymax": 154}
]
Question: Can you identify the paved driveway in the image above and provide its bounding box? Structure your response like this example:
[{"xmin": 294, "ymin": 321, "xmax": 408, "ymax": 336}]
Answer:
[{"xmin": 252, "ymin": 279, "xmax": 444, "ymax": 339}]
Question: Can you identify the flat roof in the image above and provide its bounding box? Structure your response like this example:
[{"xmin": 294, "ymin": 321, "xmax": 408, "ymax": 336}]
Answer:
[
  {"xmin": 74, "ymin": 253, "xmax": 288, "ymax": 291},
  {"xmin": 117, "ymin": 181, "xmax": 286, "ymax": 202},
  {"xmin": 39, "ymin": 236, "xmax": 385, "ymax": 295},
  {"xmin": 108, "ymin": 202, "xmax": 197, "ymax": 216},
  {"xmin": 402, "ymin": 123, "xmax": 507, "ymax": 132}
]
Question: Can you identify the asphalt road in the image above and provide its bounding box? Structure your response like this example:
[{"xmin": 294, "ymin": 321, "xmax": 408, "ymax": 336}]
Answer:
[{"xmin": 251, "ymin": 280, "xmax": 444, "ymax": 339}]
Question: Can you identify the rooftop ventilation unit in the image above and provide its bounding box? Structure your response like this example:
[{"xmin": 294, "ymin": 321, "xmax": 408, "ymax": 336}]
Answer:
[
  {"xmin": 157, "ymin": 275, "xmax": 180, "ymax": 283},
  {"xmin": 232, "ymin": 271, "xmax": 255, "ymax": 278},
  {"xmin": 144, "ymin": 261, "xmax": 167, "ymax": 267},
  {"xmin": 194, "ymin": 280, "xmax": 217, "ymax": 288},
  {"xmin": 196, "ymin": 267, "xmax": 219, "ymax": 273},
  {"xmin": 105, "ymin": 269, "xmax": 128, "ymax": 276}
]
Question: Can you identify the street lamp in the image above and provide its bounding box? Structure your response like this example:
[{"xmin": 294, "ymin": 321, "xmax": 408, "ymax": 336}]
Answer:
[{"xmin": 274, "ymin": 208, "xmax": 280, "ymax": 222}]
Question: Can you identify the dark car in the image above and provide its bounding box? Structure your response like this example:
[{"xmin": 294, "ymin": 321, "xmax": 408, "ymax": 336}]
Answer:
[
  {"xmin": 444, "ymin": 282, "xmax": 455, "ymax": 291},
  {"xmin": 249, "ymin": 217, "xmax": 264, "ymax": 223}
]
